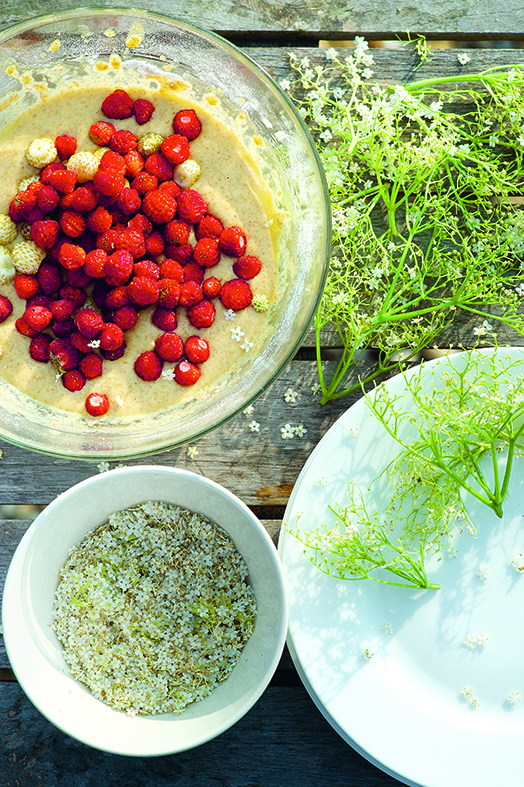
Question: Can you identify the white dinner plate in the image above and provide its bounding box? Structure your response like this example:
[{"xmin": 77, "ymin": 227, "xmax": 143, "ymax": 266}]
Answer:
[{"xmin": 279, "ymin": 347, "xmax": 524, "ymax": 787}]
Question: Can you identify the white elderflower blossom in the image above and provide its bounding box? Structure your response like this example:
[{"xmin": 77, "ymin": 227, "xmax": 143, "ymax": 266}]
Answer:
[
  {"xmin": 463, "ymin": 635, "xmax": 477, "ymax": 649},
  {"xmin": 294, "ymin": 424, "xmax": 307, "ymax": 438},
  {"xmin": 281, "ymin": 423, "xmax": 295, "ymax": 440},
  {"xmin": 248, "ymin": 420, "xmax": 260, "ymax": 432},
  {"xmin": 284, "ymin": 388, "xmax": 298, "ymax": 403},
  {"xmin": 230, "ymin": 326, "xmax": 245, "ymax": 342},
  {"xmin": 509, "ymin": 553, "xmax": 524, "ymax": 572},
  {"xmin": 382, "ymin": 623, "xmax": 394, "ymax": 636},
  {"xmin": 507, "ymin": 691, "xmax": 521, "ymax": 706},
  {"xmin": 97, "ymin": 462, "xmax": 110, "ymax": 473},
  {"xmin": 457, "ymin": 52, "xmax": 471, "ymax": 65},
  {"xmin": 473, "ymin": 319, "xmax": 493, "ymax": 336},
  {"xmin": 224, "ymin": 309, "xmax": 235, "ymax": 321},
  {"xmin": 240, "ymin": 338, "xmax": 254, "ymax": 352},
  {"xmin": 161, "ymin": 368, "xmax": 176, "ymax": 380},
  {"xmin": 243, "ymin": 405, "xmax": 254, "ymax": 416},
  {"xmin": 347, "ymin": 426, "xmax": 359, "ymax": 439},
  {"xmin": 477, "ymin": 566, "xmax": 489, "ymax": 580},
  {"xmin": 186, "ymin": 446, "xmax": 199, "ymax": 459},
  {"xmin": 310, "ymin": 383, "xmax": 321, "ymax": 395}
]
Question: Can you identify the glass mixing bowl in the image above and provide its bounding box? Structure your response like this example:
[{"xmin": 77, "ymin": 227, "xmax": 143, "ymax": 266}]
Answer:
[{"xmin": 0, "ymin": 8, "xmax": 330, "ymax": 460}]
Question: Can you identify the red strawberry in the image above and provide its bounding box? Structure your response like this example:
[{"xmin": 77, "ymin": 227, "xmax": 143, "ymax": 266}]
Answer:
[
  {"xmin": 154, "ymin": 332, "xmax": 184, "ymax": 362},
  {"xmin": 134, "ymin": 259, "xmax": 160, "ymax": 280},
  {"xmin": 60, "ymin": 211, "xmax": 86, "ymax": 238},
  {"xmin": 187, "ymin": 299, "xmax": 215, "ymax": 329},
  {"xmin": 116, "ymin": 188, "xmax": 141, "ymax": 217},
  {"xmin": 37, "ymin": 184, "xmax": 60, "ymax": 212},
  {"xmin": 123, "ymin": 150, "xmax": 144, "ymax": 178},
  {"xmin": 193, "ymin": 237, "xmax": 220, "ymax": 268},
  {"xmin": 144, "ymin": 152, "xmax": 173, "ymax": 182},
  {"xmin": 158, "ymin": 180, "xmax": 181, "ymax": 199},
  {"xmin": 134, "ymin": 350, "xmax": 163, "ymax": 381},
  {"xmin": 127, "ymin": 275, "xmax": 159, "ymax": 306},
  {"xmin": 100, "ymin": 322, "xmax": 125, "ymax": 351},
  {"xmin": 24, "ymin": 305, "xmax": 52, "ymax": 332},
  {"xmin": 49, "ymin": 338, "xmax": 80, "ymax": 371},
  {"xmin": 104, "ymin": 249, "xmax": 134, "ymax": 286},
  {"xmin": 84, "ymin": 248, "xmax": 108, "ymax": 279},
  {"xmin": 110, "ymin": 129, "xmax": 138, "ymax": 155},
  {"xmin": 160, "ymin": 134, "xmax": 190, "ymax": 165},
  {"xmin": 152, "ymin": 306, "xmax": 177, "ymax": 332},
  {"xmin": 67, "ymin": 267, "xmax": 92, "ymax": 289},
  {"xmin": 51, "ymin": 316, "xmax": 76, "ymax": 338},
  {"xmin": 160, "ymin": 258, "xmax": 185, "ymax": 282},
  {"xmin": 88, "ymin": 206, "xmax": 113, "ymax": 234},
  {"xmin": 196, "ymin": 214, "xmax": 224, "ymax": 240},
  {"xmin": 50, "ymin": 298, "xmax": 75, "ymax": 321},
  {"xmin": 113, "ymin": 304, "xmax": 138, "ymax": 331},
  {"xmin": 14, "ymin": 274, "xmax": 39, "ymax": 300},
  {"xmin": 133, "ymin": 98, "xmax": 154, "ymax": 125},
  {"xmin": 184, "ymin": 335, "xmax": 210, "ymax": 364},
  {"xmin": 76, "ymin": 308, "xmax": 103, "ymax": 338},
  {"xmin": 219, "ymin": 226, "xmax": 247, "ymax": 257},
  {"xmin": 55, "ymin": 134, "xmax": 77, "ymax": 160},
  {"xmin": 102, "ymin": 343, "xmax": 126, "ymax": 361},
  {"xmin": 85, "ymin": 392, "xmax": 109, "ymax": 416},
  {"xmin": 165, "ymin": 244, "xmax": 193, "ymax": 266},
  {"xmin": 29, "ymin": 333, "xmax": 52, "ymax": 362},
  {"xmin": 116, "ymin": 226, "xmax": 145, "ymax": 257},
  {"xmin": 174, "ymin": 360, "xmax": 201, "ymax": 386},
  {"xmin": 132, "ymin": 172, "xmax": 158, "ymax": 195},
  {"xmin": 158, "ymin": 278, "xmax": 180, "ymax": 308},
  {"xmin": 142, "ymin": 190, "xmax": 177, "ymax": 223},
  {"xmin": 98, "ymin": 150, "xmax": 127, "ymax": 174},
  {"xmin": 94, "ymin": 168, "xmax": 126, "ymax": 198},
  {"xmin": 233, "ymin": 254, "xmax": 262, "ymax": 279},
  {"xmin": 59, "ymin": 242, "xmax": 86, "ymax": 270},
  {"xmin": 105, "ymin": 286, "xmax": 129, "ymax": 310},
  {"xmin": 89, "ymin": 121, "xmax": 115, "ymax": 146},
  {"xmin": 70, "ymin": 186, "xmax": 98, "ymax": 214},
  {"xmin": 47, "ymin": 168, "xmax": 77, "ymax": 195},
  {"xmin": 183, "ymin": 261, "xmax": 205, "ymax": 284},
  {"xmin": 79, "ymin": 353, "xmax": 103, "ymax": 379},
  {"xmin": 15, "ymin": 316, "xmax": 37, "ymax": 337},
  {"xmin": 0, "ymin": 295, "xmax": 13, "ymax": 323},
  {"xmin": 30, "ymin": 219, "xmax": 59, "ymax": 249},
  {"xmin": 164, "ymin": 219, "xmax": 190, "ymax": 246},
  {"xmin": 179, "ymin": 281, "xmax": 203, "ymax": 308},
  {"xmin": 127, "ymin": 213, "xmax": 152, "ymax": 237},
  {"xmin": 219, "ymin": 278, "xmax": 253, "ymax": 311},
  {"xmin": 70, "ymin": 331, "xmax": 92, "ymax": 353},
  {"xmin": 176, "ymin": 189, "xmax": 208, "ymax": 224},
  {"xmin": 202, "ymin": 277, "xmax": 222, "ymax": 299},
  {"xmin": 97, "ymin": 229, "xmax": 119, "ymax": 253},
  {"xmin": 101, "ymin": 89, "xmax": 133, "ymax": 119},
  {"xmin": 144, "ymin": 231, "xmax": 165, "ymax": 257},
  {"xmin": 38, "ymin": 261, "xmax": 63, "ymax": 295},
  {"xmin": 173, "ymin": 108, "xmax": 202, "ymax": 140},
  {"xmin": 62, "ymin": 369, "xmax": 86, "ymax": 392},
  {"xmin": 9, "ymin": 188, "xmax": 37, "ymax": 221}
]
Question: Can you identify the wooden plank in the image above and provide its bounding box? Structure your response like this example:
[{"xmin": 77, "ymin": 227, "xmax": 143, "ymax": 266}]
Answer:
[{"xmin": 0, "ymin": 682, "xmax": 400, "ymax": 786}]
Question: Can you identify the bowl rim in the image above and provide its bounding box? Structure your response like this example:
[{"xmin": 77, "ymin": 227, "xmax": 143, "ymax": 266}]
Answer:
[
  {"xmin": 2, "ymin": 465, "xmax": 289, "ymax": 755},
  {"xmin": 0, "ymin": 7, "xmax": 332, "ymax": 461}
]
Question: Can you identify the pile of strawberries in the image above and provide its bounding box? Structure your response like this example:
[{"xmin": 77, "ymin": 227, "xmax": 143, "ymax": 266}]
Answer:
[{"xmin": 0, "ymin": 89, "xmax": 262, "ymax": 416}]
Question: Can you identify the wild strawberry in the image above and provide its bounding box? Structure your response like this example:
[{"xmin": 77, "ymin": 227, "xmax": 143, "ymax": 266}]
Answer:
[
  {"xmin": 62, "ymin": 369, "xmax": 86, "ymax": 392},
  {"xmin": 158, "ymin": 278, "xmax": 180, "ymax": 308},
  {"xmin": 36, "ymin": 184, "xmax": 60, "ymax": 212},
  {"xmin": 39, "ymin": 161, "xmax": 65, "ymax": 185},
  {"xmin": 173, "ymin": 159, "xmax": 201, "ymax": 189},
  {"xmin": 144, "ymin": 231, "xmax": 165, "ymax": 257},
  {"xmin": 14, "ymin": 273, "xmax": 38, "ymax": 300},
  {"xmin": 15, "ymin": 316, "xmax": 36, "ymax": 337},
  {"xmin": 47, "ymin": 168, "xmax": 77, "ymax": 194},
  {"xmin": 179, "ymin": 280, "xmax": 203, "ymax": 307},
  {"xmin": 50, "ymin": 298, "xmax": 75, "ymax": 321},
  {"xmin": 134, "ymin": 259, "xmax": 160, "ymax": 279},
  {"xmin": 93, "ymin": 168, "xmax": 126, "ymax": 198},
  {"xmin": 59, "ymin": 242, "xmax": 86, "ymax": 270},
  {"xmin": 144, "ymin": 152, "xmax": 173, "ymax": 182},
  {"xmin": 137, "ymin": 131, "xmax": 163, "ymax": 156},
  {"xmin": 133, "ymin": 98, "xmax": 155, "ymax": 125},
  {"xmin": 29, "ymin": 333, "xmax": 52, "ymax": 362},
  {"xmin": 100, "ymin": 322, "xmax": 124, "ymax": 351},
  {"xmin": 220, "ymin": 278, "xmax": 253, "ymax": 310},
  {"xmin": 123, "ymin": 150, "xmax": 144, "ymax": 178},
  {"xmin": 202, "ymin": 277, "xmax": 222, "ymax": 299},
  {"xmin": 110, "ymin": 129, "xmax": 138, "ymax": 156},
  {"xmin": 98, "ymin": 150, "xmax": 127, "ymax": 174},
  {"xmin": 60, "ymin": 211, "xmax": 86, "ymax": 238},
  {"xmin": 102, "ymin": 343, "xmax": 126, "ymax": 361},
  {"xmin": 142, "ymin": 189, "xmax": 177, "ymax": 223},
  {"xmin": 105, "ymin": 286, "xmax": 129, "ymax": 310},
  {"xmin": 152, "ymin": 306, "xmax": 177, "ymax": 332},
  {"xmin": 24, "ymin": 304, "xmax": 52, "ymax": 331},
  {"xmin": 134, "ymin": 350, "xmax": 163, "ymax": 381},
  {"xmin": 196, "ymin": 213, "xmax": 224, "ymax": 240},
  {"xmin": 101, "ymin": 89, "xmax": 134, "ymax": 119},
  {"xmin": 26, "ymin": 137, "xmax": 57, "ymax": 168},
  {"xmin": 193, "ymin": 237, "xmax": 220, "ymax": 268},
  {"xmin": 9, "ymin": 189, "xmax": 38, "ymax": 222},
  {"xmin": 113, "ymin": 304, "xmax": 137, "ymax": 331},
  {"xmin": 159, "ymin": 180, "xmax": 181, "ymax": 199},
  {"xmin": 91, "ymin": 280, "xmax": 111, "ymax": 309},
  {"xmin": 97, "ymin": 229, "xmax": 119, "ymax": 253},
  {"xmin": 233, "ymin": 254, "xmax": 262, "ymax": 279},
  {"xmin": 70, "ymin": 186, "xmax": 98, "ymax": 214},
  {"xmin": 183, "ymin": 261, "xmax": 205, "ymax": 284},
  {"xmin": 89, "ymin": 121, "xmax": 115, "ymax": 146},
  {"xmin": 70, "ymin": 331, "xmax": 92, "ymax": 353},
  {"xmin": 55, "ymin": 135, "xmax": 77, "ymax": 161},
  {"xmin": 127, "ymin": 275, "xmax": 159, "ymax": 306},
  {"xmin": 187, "ymin": 299, "xmax": 215, "ymax": 329},
  {"xmin": 87, "ymin": 206, "xmax": 112, "ymax": 235},
  {"xmin": 51, "ymin": 316, "xmax": 76, "ymax": 338},
  {"xmin": 60, "ymin": 284, "xmax": 86, "ymax": 309},
  {"xmin": 79, "ymin": 352, "xmax": 103, "ymax": 379},
  {"xmin": 12, "ymin": 240, "xmax": 46, "ymax": 274},
  {"xmin": 160, "ymin": 258, "xmax": 184, "ymax": 282},
  {"xmin": 117, "ymin": 188, "xmax": 141, "ymax": 217},
  {"xmin": 160, "ymin": 134, "xmax": 190, "ymax": 165},
  {"xmin": 173, "ymin": 108, "xmax": 202, "ymax": 140},
  {"xmin": 49, "ymin": 338, "xmax": 80, "ymax": 371},
  {"xmin": 75, "ymin": 308, "xmax": 103, "ymax": 338},
  {"xmin": 154, "ymin": 332, "xmax": 184, "ymax": 362},
  {"xmin": 84, "ymin": 248, "xmax": 108, "ymax": 278},
  {"xmin": 27, "ymin": 293, "xmax": 53, "ymax": 310},
  {"xmin": 116, "ymin": 227, "xmax": 145, "ymax": 258},
  {"xmin": 85, "ymin": 392, "xmax": 109, "ymax": 416},
  {"xmin": 219, "ymin": 226, "xmax": 247, "ymax": 257},
  {"xmin": 0, "ymin": 295, "xmax": 12, "ymax": 323},
  {"xmin": 37, "ymin": 261, "xmax": 63, "ymax": 294},
  {"xmin": 127, "ymin": 213, "xmax": 152, "ymax": 237},
  {"xmin": 164, "ymin": 219, "xmax": 190, "ymax": 246},
  {"xmin": 174, "ymin": 359, "xmax": 201, "ymax": 386},
  {"xmin": 176, "ymin": 189, "xmax": 207, "ymax": 224},
  {"xmin": 132, "ymin": 171, "xmax": 158, "ymax": 195},
  {"xmin": 104, "ymin": 249, "xmax": 134, "ymax": 286},
  {"xmin": 165, "ymin": 243, "xmax": 193, "ymax": 265},
  {"xmin": 30, "ymin": 219, "xmax": 59, "ymax": 249},
  {"xmin": 185, "ymin": 335, "xmax": 210, "ymax": 364}
]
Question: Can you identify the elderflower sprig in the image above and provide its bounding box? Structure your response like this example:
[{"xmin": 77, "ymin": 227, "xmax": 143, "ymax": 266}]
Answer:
[{"xmin": 284, "ymin": 47, "xmax": 524, "ymax": 403}]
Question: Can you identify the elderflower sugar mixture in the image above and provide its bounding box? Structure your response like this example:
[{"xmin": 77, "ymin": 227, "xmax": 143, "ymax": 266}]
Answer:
[{"xmin": 52, "ymin": 501, "xmax": 257, "ymax": 716}]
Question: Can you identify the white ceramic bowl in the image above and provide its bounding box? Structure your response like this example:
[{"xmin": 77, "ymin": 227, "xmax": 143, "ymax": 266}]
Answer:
[{"xmin": 2, "ymin": 466, "xmax": 288, "ymax": 756}]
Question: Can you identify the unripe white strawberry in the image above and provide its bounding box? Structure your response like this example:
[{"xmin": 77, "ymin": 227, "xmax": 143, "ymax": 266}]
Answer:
[
  {"xmin": 0, "ymin": 246, "xmax": 15, "ymax": 284},
  {"xmin": 137, "ymin": 132, "xmax": 163, "ymax": 156},
  {"xmin": 173, "ymin": 159, "xmax": 201, "ymax": 188},
  {"xmin": 67, "ymin": 151, "xmax": 99, "ymax": 182},
  {"xmin": 0, "ymin": 214, "xmax": 18, "ymax": 244},
  {"xmin": 17, "ymin": 175, "xmax": 40, "ymax": 192},
  {"xmin": 26, "ymin": 138, "xmax": 57, "ymax": 168},
  {"xmin": 11, "ymin": 240, "xmax": 45, "ymax": 274}
]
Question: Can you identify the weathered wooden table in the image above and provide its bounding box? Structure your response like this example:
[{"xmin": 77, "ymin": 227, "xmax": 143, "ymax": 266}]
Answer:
[{"xmin": 2, "ymin": 1, "xmax": 524, "ymax": 785}]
